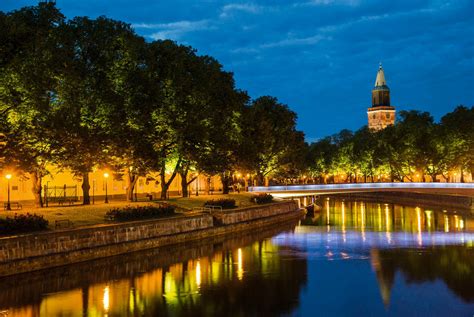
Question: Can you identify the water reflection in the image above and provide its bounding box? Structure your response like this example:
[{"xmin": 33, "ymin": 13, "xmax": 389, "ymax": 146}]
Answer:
[
  {"xmin": 1, "ymin": 198, "xmax": 473, "ymax": 316},
  {"xmin": 303, "ymin": 199, "xmax": 473, "ymax": 234},
  {"xmin": 0, "ymin": 223, "xmax": 307, "ymax": 316}
]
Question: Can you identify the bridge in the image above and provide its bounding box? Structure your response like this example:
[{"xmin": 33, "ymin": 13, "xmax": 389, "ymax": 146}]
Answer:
[{"xmin": 248, "ymin": 183, "xmax": 474, "ymax": 198}]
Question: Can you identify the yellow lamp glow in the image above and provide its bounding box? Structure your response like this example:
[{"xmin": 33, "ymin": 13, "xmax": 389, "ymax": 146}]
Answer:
[
  {"xmin": 103, "ymin": 172, "xmax": 109, "ymax": 178},
  {"xmin": 5, "ymin": 174, "xmax": 12, "ymax": 180}
]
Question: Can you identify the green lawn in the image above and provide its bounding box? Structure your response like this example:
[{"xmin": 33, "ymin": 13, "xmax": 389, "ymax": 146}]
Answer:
[{"xmin": 0, "ymin": 193, "xmax": 259, "ymax": 230}]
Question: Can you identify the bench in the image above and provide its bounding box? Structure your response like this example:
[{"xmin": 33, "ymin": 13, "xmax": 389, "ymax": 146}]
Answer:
[
  {"xmin": 55, "ymin": 219, "xmax": 73, "ymax": 229},
  {"xmin": 3, "ymin": 202, "xmax": 22, "ymax": 210}
]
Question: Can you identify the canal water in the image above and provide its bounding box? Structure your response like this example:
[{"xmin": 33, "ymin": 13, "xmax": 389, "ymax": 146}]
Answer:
[{"xmin": 1, "ymin": 198, "xmax": 473, "ymax": 316}]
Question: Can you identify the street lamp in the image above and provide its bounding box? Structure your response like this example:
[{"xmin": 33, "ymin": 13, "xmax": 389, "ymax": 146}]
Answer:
[
  {"xmin": 104, "ymin": 173, "xmax": 109, "ymax": 203},
  {"xmin": 5, "ymin": 174, "xmax": 12, "ymax": 211}
]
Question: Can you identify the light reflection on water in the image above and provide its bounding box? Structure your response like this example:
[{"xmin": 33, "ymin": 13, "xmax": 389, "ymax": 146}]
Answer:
[{"xmin": 1, "ymin": 198, "xmax": 473, "ymax": 316}]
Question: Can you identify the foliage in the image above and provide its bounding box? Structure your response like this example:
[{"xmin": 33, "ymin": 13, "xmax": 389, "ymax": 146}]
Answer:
[
  {"xmin": 0, "ymin": 213, "xmax": 49, "ymax": 234},
  {"xmin": 307, "ymin": 106, "xmax": 474, "ymax": 183},
  {"xmin": 251, "ymin": 193, "xmax": 274, "ymax": 204},
  {"xmin": 105, "ymin": 205, "xmax": 175, "ymax": 221},
  {"xmin": 204, "ymin": 199, "xmax": 237, "ymax": 209}
]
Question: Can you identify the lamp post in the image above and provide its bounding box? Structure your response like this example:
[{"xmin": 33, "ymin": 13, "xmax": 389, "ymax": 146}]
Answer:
[
  {"xmin": 5, "ymin": 174, "xmax": 12, "ymax": 211},
  {"xmin": 104, "ymin": 173, "xmax": 109, "ymax": 204}
]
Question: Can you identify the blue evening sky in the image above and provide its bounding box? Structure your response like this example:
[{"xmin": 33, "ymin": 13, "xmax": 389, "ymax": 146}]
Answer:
[{"xmin": 1, "ymin": 0, "xmax": 473, "ymax": 141}]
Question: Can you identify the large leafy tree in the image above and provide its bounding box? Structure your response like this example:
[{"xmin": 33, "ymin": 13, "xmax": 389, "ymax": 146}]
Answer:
[
  {"xmin": 53, "ymin": 17, "xmax": 148, "ymax": 204},
  {"xmin": 0, "ymin": 3, "xmax": 66, "ymax": 207},
  {"xmin": 440, "ymin": 105, "xmax": 474, "ymax": 182},
  {"xmin": 240, "ymin": 96, "xmax": 302, "ymax": 186}
]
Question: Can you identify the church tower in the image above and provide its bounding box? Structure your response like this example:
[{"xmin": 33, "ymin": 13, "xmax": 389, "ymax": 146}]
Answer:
[{"xmin": 367, "ymin": 63, "xmax": 396, "ymax": 130}]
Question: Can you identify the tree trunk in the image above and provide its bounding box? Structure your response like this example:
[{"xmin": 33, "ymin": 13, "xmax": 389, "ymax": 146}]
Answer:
[
  {"xmin": 31, "ymin": 172, "xmax": 43, "ymax": 208},
  {"xmin": 126, "ymin": 170, "xmax": 139, "ymax": 201},
  {"xmin": 460, "ymin": 167, "xmax": 465, "ymax": 183},
  {"xmin": 81, "ymin": 172, "xmax": 91, "ymax": 205},
  {"xmin": 221, "ymin": 173, "xmax": 231, "ymax": 194},
  {"xmin": 264, "ymin": 176, "xmax": 269, "ymax": 187},
  {"xmin": 180, "ymin": 169, "xmax": 189, "ymax": 197},
  {"xmin": 205, "ymin": 176, "xmax": 211, "ymax": 195},
  {"xmin": 160, "ymin": 159, "xmax": 181, "ymax": 200}
]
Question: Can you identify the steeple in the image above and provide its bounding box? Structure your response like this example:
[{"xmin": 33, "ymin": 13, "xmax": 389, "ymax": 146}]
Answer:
[
  {"xmin": 374, "ymin": 63, "xmax": 387, "ymax": 87},
  {"xmin": 367, "ymin": 63, "xmax": 396, "ymax": 131}
]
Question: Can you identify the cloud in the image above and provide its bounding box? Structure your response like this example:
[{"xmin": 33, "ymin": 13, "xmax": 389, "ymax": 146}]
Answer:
[
  {"xmin": 261, "ymin": 34, "xmax": 328, "ymax": 48},
  {"xmin": 220, "ymin": 3, "xmax": 263, "ymax": 18},
  {"xmin": 132, "ymin": 20, "xmax": 213, "ymax": 40}
]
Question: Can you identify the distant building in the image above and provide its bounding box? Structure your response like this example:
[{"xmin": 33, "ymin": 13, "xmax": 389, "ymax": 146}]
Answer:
[{"xmin": 367, "ymin": 64, "xmax": 396, "ymax": 130}]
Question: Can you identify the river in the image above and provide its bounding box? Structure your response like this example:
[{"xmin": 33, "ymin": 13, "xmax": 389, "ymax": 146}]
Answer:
[{"xmin": 1, "ymin": 197, "xmax": 473, "ymax": 316}]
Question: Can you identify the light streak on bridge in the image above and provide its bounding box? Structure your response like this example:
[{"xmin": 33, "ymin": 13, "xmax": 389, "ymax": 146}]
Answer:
[{"xmin": 248, "ymin": 182, "xmax": 474, "ymax": 197}]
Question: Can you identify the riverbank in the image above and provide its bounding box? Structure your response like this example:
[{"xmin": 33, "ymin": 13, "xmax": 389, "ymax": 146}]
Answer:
[
  {"xmin": 0, "ymin": 200, "xmax": 303, "ymax": 277},
  {"xmin": 0, "ymin": 193, "xmax": 257, "ymax": 229}
]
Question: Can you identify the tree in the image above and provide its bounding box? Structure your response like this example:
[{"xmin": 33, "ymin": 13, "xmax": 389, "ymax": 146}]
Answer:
[
  {"xmin": 440, "ymin": 106, "xmax": 474, "ymax": 182},
  {"xmin": 0, "ymin": 3, "xmax": 66, "ymax": 207},
  {"xmin": 240, "ymin": 96, "xmax": 303, "ymax": 186}
]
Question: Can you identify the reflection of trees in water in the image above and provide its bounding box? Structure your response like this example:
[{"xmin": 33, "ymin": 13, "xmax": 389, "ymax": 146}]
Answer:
[
  {"xmin": 0, "ymin": 221, "xmax": 307, "ymax": 316},
  {"xmin": 153, "ymin": 242, "xmax": 307, "ymax": 316},
  {"xmin": 373, "ymin": 246, "xmax": 474, "ymax": 304},
  {"xmin": 303, "ymin": 198, "xmax": 472, "ymax": 233}
]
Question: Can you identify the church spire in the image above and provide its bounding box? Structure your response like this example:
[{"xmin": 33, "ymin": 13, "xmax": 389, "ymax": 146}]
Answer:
[{"xmin": 374, "ymin": 63, "xmax": 387, "ymax": 87}]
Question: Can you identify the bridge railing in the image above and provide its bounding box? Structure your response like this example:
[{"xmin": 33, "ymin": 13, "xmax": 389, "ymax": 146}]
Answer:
[{"xmin": 248, "ymin": 182, "xmax": 474, "ymax": 192}]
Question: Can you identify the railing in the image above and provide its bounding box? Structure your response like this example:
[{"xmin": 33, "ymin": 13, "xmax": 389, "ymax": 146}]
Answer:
[
  {"xmin": 191, "ymin": 205, "xmax": 223, "ymax": 214},
  {"xmin": 248, "ymin": 182, "xmax": 474, "ymax": 192}
]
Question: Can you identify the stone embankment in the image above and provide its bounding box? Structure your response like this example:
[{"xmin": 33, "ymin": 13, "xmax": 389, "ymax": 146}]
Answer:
[{"xmin": 0, "ymin": 200, "xmax": 302, "ymax": 277}]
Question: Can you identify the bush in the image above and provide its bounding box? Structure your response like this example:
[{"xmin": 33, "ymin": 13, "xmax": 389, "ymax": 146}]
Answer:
[
  {"xmin": 105, "ymin": 205, "xmax": 175, "ymax": 221},
  {"xmin": 0, "ymin": 213, "xmax": 49, "ymax": 234},
  {"xmin": 204, "ymin": 199, "xmax": 236, "ymax": 209},
  {"xmin": 251, "ymin": 193, "xmax": 274, "ymax": 204}
]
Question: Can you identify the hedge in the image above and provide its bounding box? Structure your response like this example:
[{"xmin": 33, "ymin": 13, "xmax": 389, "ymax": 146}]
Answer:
[{"xmin": 105, "ymin": 205, "xmax": 175, "ymax": 221}]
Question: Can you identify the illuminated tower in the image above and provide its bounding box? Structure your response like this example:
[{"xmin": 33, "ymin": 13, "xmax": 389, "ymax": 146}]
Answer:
[{"xmin": 367, "ymin": 63, "xmax": 395, "ymax": 130}]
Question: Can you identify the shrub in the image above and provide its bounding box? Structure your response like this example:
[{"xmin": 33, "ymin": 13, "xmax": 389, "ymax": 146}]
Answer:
[
  {"xmin": 251, "ymin": 193, "xmax": 274, "ymax": 204},
  {"xmin": 105, "ymin": 205, "xmax": 175, "ymax": 221},
  {"xmin": 204, "ymin": 199, "xmax": 236, "ymax": 209},
  {"xmin": 0, "ymin": 213, "xmax": 49, "ymax": 234}
]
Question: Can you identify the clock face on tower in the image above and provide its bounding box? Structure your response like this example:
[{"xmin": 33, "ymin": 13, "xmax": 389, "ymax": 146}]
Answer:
[{"xmin": 367, "ymin": 64, "xmax": 395, "ymax": 131}]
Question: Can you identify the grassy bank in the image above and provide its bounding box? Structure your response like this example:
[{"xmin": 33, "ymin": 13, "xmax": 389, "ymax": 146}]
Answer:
[{"xmin": 0, "ymin": 193, "xmax": 260, "ymax": 230}]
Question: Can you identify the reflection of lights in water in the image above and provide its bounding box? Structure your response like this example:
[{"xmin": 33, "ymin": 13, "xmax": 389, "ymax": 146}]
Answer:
[
  {"xmin": 129, "ymin": 289, "xmax": 135, "ymax": 313},
  {"xmin": 237, "ymin": 248, "xmax": 244, "ymax": 280},
  {"xmin": 361, "ymin": 203, "xmax": 366, "ymax": 242},
  {"xmin": 377, "ymin": 204, "xmax": 382, "ymax": 231},
  {"xmin": 340, "ymin": 252, "xmax": 350, "ymax": 259},
  {"xmin": 273, "ymin": 230, "xmax": 474, "ymax": 250},
  {"xmin": 326, "ymin": 200, "xmax": 330, "ymax": 226},
  {"xmin": 416, "ymin": 207, "xmax": 422, "ymax": 246},
  {"xmin": 103, "ymin": 286, "xmax": 110, "ymax": 313},
  {"xmin": 341, "ymin": 202, "xmax": 346, "ymax": 242},
  {"xmin": 425, "ymin": 210, "xmax": 432, "ymax": 230},
  {"xmin": 444, "ymin": 215, "xmax": 449, "ymax": 233},
  {"xmin": 385, "ymin": 205, "xmax": 392, "ymax": 244},
  {"xmin": 196, "ymin": 260, "xmax": 201, "ymax": 287}
]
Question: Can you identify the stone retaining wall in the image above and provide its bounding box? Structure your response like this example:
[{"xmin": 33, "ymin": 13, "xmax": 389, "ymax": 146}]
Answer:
[
  {"xmin": 0, "ymin": 201, "xmax": 301, "ymax": 277},
  {"xmin": 0, "ymin": 214, "xmax": 213, "ymax": 262},
  {"xmin": 216, "ymin": 200, "xmax": 299, "ymax": 225}
]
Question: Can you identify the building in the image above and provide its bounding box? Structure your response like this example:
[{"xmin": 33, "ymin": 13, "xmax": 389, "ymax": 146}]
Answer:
[{"xmin": 367, "ymin": 64, "xmax": 396, "ymax": 130}]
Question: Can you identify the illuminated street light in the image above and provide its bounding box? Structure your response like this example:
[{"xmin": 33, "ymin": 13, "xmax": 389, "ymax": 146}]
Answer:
[
  {"xmin": 104, "ymin": 172, "xmax": 109, "ymax": 203},
  {"xmin": 5, "ymin": 174, "xmax": 12, "ymax": 211}
]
